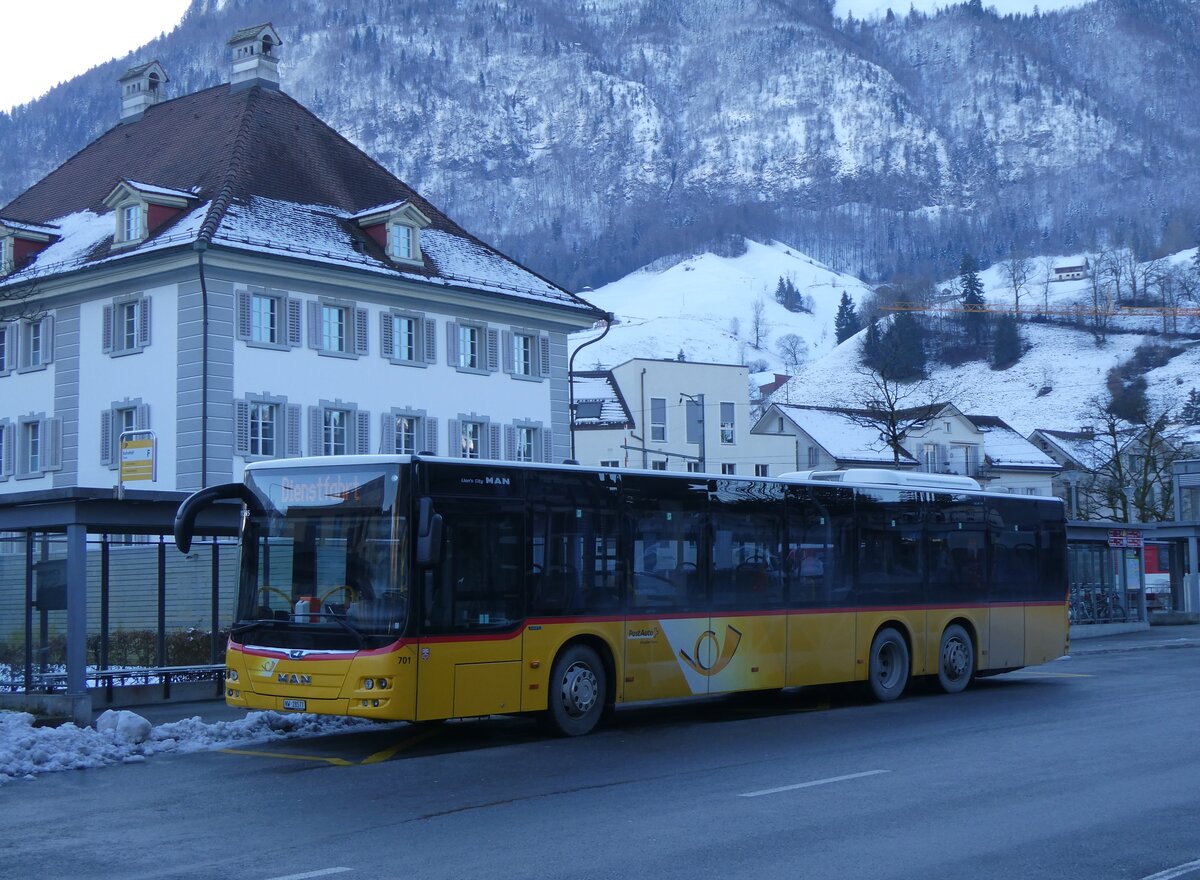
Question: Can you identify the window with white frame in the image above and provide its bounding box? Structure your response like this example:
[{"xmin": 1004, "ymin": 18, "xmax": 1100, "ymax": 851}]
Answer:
[
  {"xmin": 389, "ymin": 223, "xmax": 415, "ymax": 261},
  {"xmin": 721, "ymin": 463, "xmax": 736, "ymax": 475},
  {"xmin": 253, "ymin": 294, "xmax": 278, "ymax": 343},
  {"xmin": 650, "ymin": 397, "xmax": 667, "ymax": 442},
  {"xmin": 383, "ymin": 409, "xmax": 437, "ymax": 455},
  {"xmin": 720, "ymin": 402, "xmax": 735, "ymax": 445},
  {"xmin": 461, "ymin": 420, "xmax": 482, "ymax": 458},
  {"xmin": 382, "ymin": 310, "xmax": 436, "ymax": 366},
  {"xmin": 308, "ymin": 401, "xmax": 370, "ymax": 457},
  {"xmin": 651, "ymin": 459, "xmax": 668, "ymax": 471},
  {"xmin": 307, "ymin": 300, "xmax": 367, "ymax": 358},
  {"xmin": 514, "ymin": 425, "xmax": 535, "ymax": 462},
  {"xmin": 100, "ymin": 399, "xmax": 150, "ymax": 467},
  {"xmin": 447, "ymin": 322, "xmax": 498, "ymax": 373},
  {"xmin": 600, "ymin": 459, "xmax": 620, "ymax": 469},
  {"xmin": 235, "ymin": 395, "xmax": 301, "ymax": 459},
  {"xmin": 0, "ymin": 236, "xmax": 12, "ymax": 275},
  {"xmin": 807, "ymin": 446, "xmax": 819, "ymax": 468},
  {"xmin": 686, "ymin": 460, "xmax": 701, "ymax": 473},
  {"xmin": 505, "ymin": 421, "xmax": 551, "ymax": 463},
  {"xmin": 0, "ymin": 322, "xmax": 13, "ymax": 376},
  {"xmin": 236, "ymin": 288, "xmax": 301, "ymax": 349},
  {"xmin": 0, "ymin": 420, "xmax": 11, "ymax": 480},
  {"xmin": 16, "ymin": 412, "xmax": 60, "ymax": 479},
  {"xmin": 117, "ymin": 203, "xmax": 144, "ymax": 243},
  {"xmin": 513, "ymin": 332, "xmax": 535, "ymax": 376},
  {"xmin": 755, "ymin": 464, "xmax": 769, "ymax": 477},
  {"xmin": 18, "ymin": 316, "xmax": 53, "ymax": 372},
  {"xmin": 103, "ymin": 295, "xmax": 151, "ymax": 356},
  {"xmin": 451, "ymin": 414, "xmax": 498, "ymax": 459}
]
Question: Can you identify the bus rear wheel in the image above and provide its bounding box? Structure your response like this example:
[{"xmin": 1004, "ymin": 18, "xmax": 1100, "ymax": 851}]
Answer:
[
  {"xmin": 936, "ymin": 624, "xmax": 974, "ymax": 695},
  {"xmin": 545, "ymin": 644, "xmax": 607, "ymax": 737},
  {"xmin": 868, "ymin": 627, "xmax": 909, "ymax": 702}
]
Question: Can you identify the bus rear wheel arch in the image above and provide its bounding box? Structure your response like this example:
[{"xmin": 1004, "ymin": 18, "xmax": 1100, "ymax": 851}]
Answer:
[
  {"xmin": 544, "ymin": 641, "xmax": 610, "ymax": 737},
  {"xmin": 936, "ymin": 623, "xmax": 975, "ymax": 695},
  {"xmin": 867, "ymin": 626, "xmax": 910, "ymax": 702}
]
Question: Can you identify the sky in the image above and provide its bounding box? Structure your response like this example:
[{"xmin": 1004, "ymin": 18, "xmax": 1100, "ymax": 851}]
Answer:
[
  {"xmin": 834, "ymin": 0, "xmax": 1091, "ymax": 19},
  {"xmin": 0, "ymin": 0, "xmax": 192, "ymax": 113}
]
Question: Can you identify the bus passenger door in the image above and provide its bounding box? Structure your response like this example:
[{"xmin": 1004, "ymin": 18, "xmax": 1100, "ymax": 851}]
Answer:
[
  {"xmin": 988, "ymin": 498, "xmax": 1035, "ymax": 670},
  {"xmin": 416, "ymin": 500, "xmax": 525, "ymax": 721}
]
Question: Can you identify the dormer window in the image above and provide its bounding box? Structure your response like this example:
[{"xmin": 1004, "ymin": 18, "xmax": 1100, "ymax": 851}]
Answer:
[
  {"xmin": 351, "ymin": 199, "xmax": 431, "ymax": 267},
  {"xmin": 0, "ymin": 219, "xmax": 59, "ymax": 275},
  {"xmin": 119, "ymin": 204, "xmax": 144, "ymax": 243},
  {"xmin": 390, "ymin": 223, "xmax": 414, "ymax": 260},
  {"xmin": 0, "ymin": 236, "xmax": 12, "ymax": 275}
]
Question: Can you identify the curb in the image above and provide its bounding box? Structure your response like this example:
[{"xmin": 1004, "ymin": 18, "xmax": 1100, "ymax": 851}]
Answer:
[{"xmin": 1066, "ymin": 638, "xmax": 1200, "ymax": 656}]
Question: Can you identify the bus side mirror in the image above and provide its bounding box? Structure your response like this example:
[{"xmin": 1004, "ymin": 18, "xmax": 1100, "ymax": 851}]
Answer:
[
  {"xmin": 416, "ymin": 497, "xmax": 443, "ymax": 567},
  {"xmin": 174, "ymin": 482, "xmax": 261, "ymax": 553}
]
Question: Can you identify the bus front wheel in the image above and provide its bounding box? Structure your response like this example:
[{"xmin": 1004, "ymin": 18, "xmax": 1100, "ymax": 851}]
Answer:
[
  {"xmin": 936, "ymin": 624, "xmax": 975, "ymax": 694},
  {"xmin": 868, "ymin": 627, "xmax": 909, "ymax": 702},
  {"xmin": 545, "ymin": 644, "xmax": 606, "ymax": 737}
]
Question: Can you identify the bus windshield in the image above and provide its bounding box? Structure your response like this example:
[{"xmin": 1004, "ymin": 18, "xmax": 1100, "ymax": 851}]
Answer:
[{"xmin": 234, "ymin": 465, "xmax": 408, "ymax": 648}]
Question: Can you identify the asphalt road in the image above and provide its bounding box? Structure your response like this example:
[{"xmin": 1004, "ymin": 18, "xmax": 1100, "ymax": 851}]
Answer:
[{"xmin": 5, "ymin": 644, "xmax": 1200, "ymax": 880}]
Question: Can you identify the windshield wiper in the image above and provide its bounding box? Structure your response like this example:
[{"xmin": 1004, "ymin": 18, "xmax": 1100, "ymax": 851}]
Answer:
[
  {"xmin": 231, "ymin": 620, "xmax": 265, "ymax": 636},
  {"xmin": 323, "ymin": 607, "xmax": 368, "ymax": 648}
]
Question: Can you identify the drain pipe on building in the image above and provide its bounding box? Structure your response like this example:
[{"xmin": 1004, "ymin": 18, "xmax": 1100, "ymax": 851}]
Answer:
[{"xmin": 195, "ymin": 243, "xmax": 210, "ymax": 489}]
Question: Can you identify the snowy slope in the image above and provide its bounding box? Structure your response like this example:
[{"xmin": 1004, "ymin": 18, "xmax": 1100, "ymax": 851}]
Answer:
[{"xmin": 571, "ymin": 239, "xmax": 873, "ymax": 372}]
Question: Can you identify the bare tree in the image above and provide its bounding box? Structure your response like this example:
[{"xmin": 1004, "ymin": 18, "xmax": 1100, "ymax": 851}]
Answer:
[
  {"xmin": 846, "ymin": 362, "xmax": 956, "ymax": 466},
  {"xmin": 774, "ymin": 333, "xmax": 807, "ymax": 372},
  {"xmin": 1084, "ymin": 269, "xmax": 1116, "ymax": 344},
  {"xmin": 999, "ymin": 254, "xmax": 1033, "ymax": 316},
  {"xmin": 1038, "ymin": 255, "xmax": 1056, "ymax": 315},
  {"xmin": 750, "ymin": 297, "xmax": 770, "ymax": 350}
]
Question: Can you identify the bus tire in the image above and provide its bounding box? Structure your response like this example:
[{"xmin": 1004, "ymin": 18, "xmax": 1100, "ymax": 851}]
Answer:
[
  {"xmin": 545, "ymin": 643, "xmax": 607, "ymax": 737},
  {"xmin": 936, "ymin": 624, "xmax": 974, "ymax": 695},
  {"xmin": 868, "ymin": 627, "xmax": 909, "ymax": 702}
]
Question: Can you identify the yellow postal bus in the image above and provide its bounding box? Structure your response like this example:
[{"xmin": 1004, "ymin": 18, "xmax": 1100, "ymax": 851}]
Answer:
[{"xmin": 175, "ymin": 456, "xmax": 1068, "ymax": 736}]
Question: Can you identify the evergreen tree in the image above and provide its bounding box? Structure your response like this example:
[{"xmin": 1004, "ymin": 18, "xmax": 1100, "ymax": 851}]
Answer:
[
  {"xmin": 1181, "ymin": 388, "xmax": 1200, "ymax": 425},
  {"xmin": 834, "ymin": 292, "xmax": 861, "ymax": 344},
  {"xmin": 880, "ymin": 312, "xmax": 926, "ymax": 380},
  {"xmin": 959, "ymin": 252, "xmax": 988, "ymax": 344},
  {"xmin": 861, "ymin": 320, "xmax": 882, "ymax": 371},
  {"xmin": 991, "ymin": 313, "xmax": 1022, "ymax": 369}
]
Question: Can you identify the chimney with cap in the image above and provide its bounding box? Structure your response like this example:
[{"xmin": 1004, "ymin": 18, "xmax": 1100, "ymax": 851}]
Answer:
[
  {"xmin": 118, "ymin": 61, "xmax": 169, "ymax": 122},
  {"xmin": 228, "ymin": 23, "xmax": 283, "ymax": 92}
]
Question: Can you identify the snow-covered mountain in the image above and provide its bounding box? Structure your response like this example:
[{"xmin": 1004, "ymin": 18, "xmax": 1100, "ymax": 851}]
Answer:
[
  {"xmin": 3, "ymin": 0, "xmax": 1200, "ymax": 291},
  {"xmin": 575, "ymin": 238, "xmax": 1200, "ymax": 436}
]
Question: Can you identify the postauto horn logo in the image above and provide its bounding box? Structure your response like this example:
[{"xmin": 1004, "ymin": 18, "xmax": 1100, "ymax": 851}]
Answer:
[{"xmin": 678, "ymin": 625, "xmax": 743, "ymax": 676}]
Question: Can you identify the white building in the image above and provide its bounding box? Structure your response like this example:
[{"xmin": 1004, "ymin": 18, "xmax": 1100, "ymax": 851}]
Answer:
[
  {"xmin": 571, "ymin": 359, "xmax": 791, "ymax": 476},
  {"xmin": 0, "ymin": 25, "xmax": 601, "ymax": 495}
]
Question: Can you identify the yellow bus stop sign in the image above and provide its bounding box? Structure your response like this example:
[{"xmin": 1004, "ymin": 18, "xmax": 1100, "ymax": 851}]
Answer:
[{"xmin": 120, "ymin": 437, "xmax": 155, "ymax": 482}]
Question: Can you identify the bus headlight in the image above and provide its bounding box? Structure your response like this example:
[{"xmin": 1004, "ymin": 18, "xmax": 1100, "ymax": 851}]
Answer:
[
  {"xmin": 376, "ymin": 678, "xmax": 388, "ymax": 689},
  {"xmin": 364, "ymin": 678, "xmax": 374, "ymax": 690},
  {"xmin": 227, "ymin": 669, "xmax": 238, "ymax": 682}
]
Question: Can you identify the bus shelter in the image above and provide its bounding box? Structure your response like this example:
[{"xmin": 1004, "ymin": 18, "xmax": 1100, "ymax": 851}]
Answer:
[
  {"xmin": 0, "ymin": 488, "xmax": 239, "ymax": 725},
  {"xmin": 1066, "ymin": 520, "xmax": 1151, "ymax": 627}
]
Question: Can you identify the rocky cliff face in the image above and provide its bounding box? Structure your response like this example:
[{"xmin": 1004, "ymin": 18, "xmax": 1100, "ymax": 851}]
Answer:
[{"xmin": 2, "ymin": 0, "xmax": 1198, "ymax": 288}]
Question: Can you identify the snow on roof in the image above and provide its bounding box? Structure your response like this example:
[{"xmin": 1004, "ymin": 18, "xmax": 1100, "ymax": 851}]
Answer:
[
  {"xmin": 122, "ymin": 180, "xmax": 197, "ymax": 200},
  {"xmin": 967, "ymin": 416, "xmax": 1060, "ymax": 470},
  {"xmin": 778, "ymin": 405, "xmax": 915, "ymax": 465},
  {"xmin": 0, "ymin": 217, "xmax": 59, "ymax": 237},
  {"xmin": 571, "ymin": 371, "xmax": 633, "ymax": 427},
  {"xmin": 1032, "ymin": 429, "xmax": 1111, "ymax": 471}
]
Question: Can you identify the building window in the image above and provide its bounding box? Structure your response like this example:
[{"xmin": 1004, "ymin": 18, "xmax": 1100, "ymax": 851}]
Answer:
[
  {"xmin": 236, "ymin": 395, "xmax": 300, "ymax": 459},
  {"xmin": 651, "ymin": 459, "xmax": 668, "ymax": 471},
  {"xmin": 16, "ymin": 413, "xmax": 60, "ymax": 479},
  {"xmin": 458, "ymin": 324, "xmax": 480, "ymax": 369},
  {"xmin": 650, "ymin": 397, "xmax": 667, "ymax": 442},
  {"xmin": 18, "ymin": 317, "xmax": 52, "ymax": 371},
  {"xmin": 0, "ymin": 420, "xmax": 11, "ymax": 480},
  {"xmin": 513, "ymin": 333, "xmax": 535, "ymax": 376},
  {"xmin": 252, "ymin": 294, "xmax": 278, "ymax": 344},
  {"xmin": 118, "ymin": 203, "xmax": 144, "ymax": 243},
  {"xmin": 389, "ymin": 223, "xmax": 415, "ymax": 261},
  {"xmin": 396, "ymin": 414, "xmax": 419, "ymax": 454},
  {"xmin": 755, "ymin": 464, "xmax": 769, "ymax": 477},
  {"xmin": 600, "ymin": 459, "xmax": 620, "ymax": 468},
  {"xmin": 383, "ymin": 310, "xmax": 435, "ymax": 365},
  {"xmin": 505, "ymin": 421, "xmax": 551, "ymax": 463},
  {"xmin": 323, "ymin": 408, "xmax": 348, "ymax": 455},
  {"xmin": 0, "ymin": 237, "xmax": 12, "ymax": 275},
  {"xmin": 686, "ymin": 461, "xmax": 702, "ymax": 473},
  {"xmin": 103, "ymin": 295, "xmax": 151, "ymax": 356},
  {"xmin": 807, "ymin": 446, "xmax": 819, "ymax": 468},
  {"xmin": 452, "ymin": 415, "xmax": 497, "ymax": 459},
  {"xmin": 307, "ymin": 300, "xmax": 367, "ymax": 358},
  {"xmin": 720, "ymin": 402, "xmax": 735, "ymax": 445},
  {"xmin": 309, "ymin": 401, "xmax": 370, "ymax": 457},
  {"xmin": 0, "ymin": 323, "xmax": 11, "ymax": 375},
  {"xmin": 236, "ymin": 288, "xmax": 301, "ymax": 348},
  {"xmin": 448, "ymin": 322, "xmax": 498, "ymax": 373},
  {"xmin": 101, "ymin": 400, "xmax": 150, "ymax": 467},
  {"xmin": 721, "ymin": 463, "xmax": 736, "ymax": 475},
  {"xmin": 384, "ymin": 409, "xmax": 437, "ymax": 455},
  {"xmin": 461, "ymin": 420, "xmax": 482, "ymax": 458}
]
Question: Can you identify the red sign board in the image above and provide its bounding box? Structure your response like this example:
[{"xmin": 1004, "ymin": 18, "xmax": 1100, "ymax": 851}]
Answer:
[{"xmin": 1108, "ymin": 529, "xmax": 1142, "ymax": 549}]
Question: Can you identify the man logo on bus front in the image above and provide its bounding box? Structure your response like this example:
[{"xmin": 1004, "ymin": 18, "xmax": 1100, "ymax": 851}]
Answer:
[{"xmin": 678, "ymin": 625, "xmax": 743, "ymax": 676}]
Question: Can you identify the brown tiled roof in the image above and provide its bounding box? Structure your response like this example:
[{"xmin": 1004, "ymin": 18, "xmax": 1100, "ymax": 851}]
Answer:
[{"xmin": 1, "ymin": 83, "xmax": 598, "ymax": 315}]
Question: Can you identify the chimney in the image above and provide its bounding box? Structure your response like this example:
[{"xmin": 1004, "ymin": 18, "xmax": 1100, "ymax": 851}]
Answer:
[
  {"xmin": 118, "ymin": 61, "xmax": 169, "ymax": 122},
  {"xmin": 228, "ymin": 23, "xmax": 283, "ymax": 92}
]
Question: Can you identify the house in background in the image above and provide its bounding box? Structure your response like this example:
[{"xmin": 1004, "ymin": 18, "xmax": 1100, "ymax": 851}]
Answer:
[
  {"xmin": 0, "ymin": 23, "xmax": 601, "ymax": 495},
  {"xmin": 1052, "ymin": 258, "xmax": 1091, "ymax": 282},
  {"xmin": 571, "ymin": 358, "xmax": 789, "ymax": 476},
  {"xmin": 751, "ymin": 403, "xmax": 920, "ymax": 472}
]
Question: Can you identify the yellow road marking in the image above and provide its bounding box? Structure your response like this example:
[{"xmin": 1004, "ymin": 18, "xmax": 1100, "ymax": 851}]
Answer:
[
  {"xmin": 219, "ymin": 748, "xmax": 355, "ymax": 766},
  {"xmin": 361, "ymin": 727, "xmax": 444, "ymax": 765}
]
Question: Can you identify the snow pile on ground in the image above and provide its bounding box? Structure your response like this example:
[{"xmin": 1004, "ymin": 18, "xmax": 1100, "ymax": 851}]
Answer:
[{"xmin": 0, "ymin": 709, "xmax": 382, "ymax": 785}]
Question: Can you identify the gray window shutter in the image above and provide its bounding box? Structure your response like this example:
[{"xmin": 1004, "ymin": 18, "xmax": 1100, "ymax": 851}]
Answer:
[
  {"xmin": 137, "ymin": 297, "xmax": 151, "ymax": 347},
  {"xmin": 356, "ymin": 410, "xmax": 372, "ymax": 454},
  {"xmin": 504, "ymin": 425, "xmax": 516, "ymax": 460},
  {"xmin": 539, "ymin": 336, "xmax": 552, "ymax": 378},
  {"xmin": 446, "ymin": 322, "xmax": 458, "ymax": 366},
  {"xmin": 486, "ymin": 328, "xmax": 500, "ymax": 372},
  {"xmin": 236, "ymin": 290, "xmax": 251, "ymax": 340},
  {"xmin": 354, "ymin": 308, "xmax": 370, "ymax": 356},
  {"xmin": 381, "ymin": 413, "xmax": 396, "ymax": 454},
  {"xmin": 286, "ymin": 297, "xmax": 303, "ymax": 347},
  {"xmin": 1, "ymin": 425, "xmax": 13, "ymax": 476},
  {"xmin": 380, "ymin": 312, "xmax": 394, "ymax": 359},
  {"xmin": 45, "ymin": 418, "xmax": 62, "ymax": 470},
  {"xmin": 424, "ymin": 417, "xmax": 438, "ymax": 455},
  {"xmin": 42, "ymin": 316, "xmax": 54, "ymax": 364},
  {"xmin": 234, "ymin": 401, "xmax": 250, "ymax": 455},
  {"xmin": 502, "ymin": 331, "xmax": 514, "ymax": 374},
  {"xmin": 307, "ymin": 302, "xmax": 321, "ymax": 349},
  {"xmin": 488, "ymin": 423, "xmax": 501, "ymax": 459},
  {"xmin": 423, "ymin": 318, "xmax": 437, "ymax": 364},
  {"xmin": 309, "ymin": 406, "xmax": 322, "ymax": 455},
  {"xmin": 100, "ymin": 410, "xmax": 113, "ymax": 466},
  {"xmin": 285, "ymin": 404, "xmax": 302, "ymax": 456},
  {"xmin": 135, "ymin": 403, "xmax": 150, "ymax": 430},
  {"xmin": 448, "ymin": 419, "xmax": 460, "ymax": 456},
  {"xmin": 542, "ymin": 429, "xmax": 554, "ymax": 464},
  {"xmin": 102, "ymin": 305, "xmax": 114, "ymax": 354}
]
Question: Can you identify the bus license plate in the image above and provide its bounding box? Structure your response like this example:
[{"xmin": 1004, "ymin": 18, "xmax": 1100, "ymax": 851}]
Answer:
[{"xmin": 282, "ymin": 699, "xmax": 306, "ymax": 711}]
